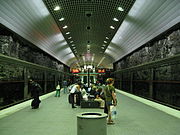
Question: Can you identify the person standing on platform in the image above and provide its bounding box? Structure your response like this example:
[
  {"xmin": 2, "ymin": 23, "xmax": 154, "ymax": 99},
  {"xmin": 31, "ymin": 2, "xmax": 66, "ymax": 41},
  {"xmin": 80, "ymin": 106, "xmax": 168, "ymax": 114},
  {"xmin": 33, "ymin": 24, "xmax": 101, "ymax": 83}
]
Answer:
[
  {"xmin": 29, "ymin": 79, "xmax": 42, "ymax": 109},
  {"xmin": 70, "ymin": 82, "xmax": 81, "ymax": 108},
  {"xmin": 55, "ymin": 82, "xmax": 61, "ymax": 97},
  {"xmin": 63, "ymin": 80, "xmax": 68, "ymax": 94},
  {"xmin": 104, "ymin": 78, "xmax": 117, "ymax": 124}
]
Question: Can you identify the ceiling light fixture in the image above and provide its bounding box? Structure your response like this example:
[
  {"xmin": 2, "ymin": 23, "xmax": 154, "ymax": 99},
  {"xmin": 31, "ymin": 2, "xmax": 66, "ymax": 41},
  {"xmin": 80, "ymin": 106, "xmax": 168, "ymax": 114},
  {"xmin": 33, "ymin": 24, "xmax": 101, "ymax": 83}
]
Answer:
[
  {"xmin": 104, "ymin": 41, "xmax": 107, "ymax": 43},
  {"xmin": 68, "ymin": 37, "xmax": 72, "ymax": 39},
  {"xmin": 70, "ymin": 41, "xmax": 73, "ymax": 43},
  {"xmin": 117, "ymin": 7, "xmax": 124, "ymax": 11},
  {"xmin": 63, "ymin": 25, "xmax": 68, "ymax": 29},
  {"xmin": 54, "ymin": 6, "xmax": 60, "ymax": 11},
  {"xmin": 113, "ymin": 18, "xmax": 119, "ymax": 21},
  {"xmin": 66, "ymin": 32, "xmax": 70, "ymax": 35},
  {"xmin": 59, "ymin": 17, "xmax": 64, "ymax": 21},
  {"xmin": 110, "ymin": 26, "xmax": 115, "ymax": 29},
  {"xmin": 106, "ymin": 37, "xmax": 109, "ymax": 39}
]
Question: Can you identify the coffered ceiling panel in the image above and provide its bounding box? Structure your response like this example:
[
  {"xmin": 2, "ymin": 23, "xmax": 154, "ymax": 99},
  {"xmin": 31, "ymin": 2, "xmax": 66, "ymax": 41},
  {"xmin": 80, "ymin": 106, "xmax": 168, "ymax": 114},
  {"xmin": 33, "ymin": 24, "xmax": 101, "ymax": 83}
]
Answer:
[
  {"xmin": 43, "ymin": 0, "xmax": 135, "ymax": 68},
  {"xmin": 0, "ymin": 0, "xmax": 179, "ymax": 69}
]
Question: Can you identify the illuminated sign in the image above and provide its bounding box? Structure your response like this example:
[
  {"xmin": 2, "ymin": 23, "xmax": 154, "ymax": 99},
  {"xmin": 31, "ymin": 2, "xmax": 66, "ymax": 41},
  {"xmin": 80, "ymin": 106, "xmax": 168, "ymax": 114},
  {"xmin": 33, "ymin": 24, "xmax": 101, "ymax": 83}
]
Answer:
[
  {"xmin": 71, "ymin": 69, "xmax": 80, "ymax": 73},
  {"xmin": 97, "ymin": 69, "xmax": 105, "ymax": 73}
]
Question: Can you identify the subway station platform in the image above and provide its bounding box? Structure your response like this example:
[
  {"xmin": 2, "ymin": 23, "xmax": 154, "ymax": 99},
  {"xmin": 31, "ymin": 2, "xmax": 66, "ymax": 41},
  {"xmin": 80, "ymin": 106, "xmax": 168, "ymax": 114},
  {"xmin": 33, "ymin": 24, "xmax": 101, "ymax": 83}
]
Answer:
[{"xmin": 0, "ymin": 90, "xmax": 180, "ymax": 135}]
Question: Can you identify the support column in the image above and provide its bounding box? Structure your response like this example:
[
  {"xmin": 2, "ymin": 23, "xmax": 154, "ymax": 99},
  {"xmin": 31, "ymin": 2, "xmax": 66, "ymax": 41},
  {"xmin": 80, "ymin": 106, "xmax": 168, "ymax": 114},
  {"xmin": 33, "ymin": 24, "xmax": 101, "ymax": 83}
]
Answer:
[
  {"xmin": 55, "ymin": 73, "xmax": 58, "ymax": 87},
  {"xmin": 119, "ymin": 73, "xmax": 123, "ymax": 90},
  {"xmin": 44, "ymin": 71, "xmax": 47, "ymax": 93},
  {"xmin": 88, "ymin": 68, "xmax": 90, "ymax": 88},
  {"xmin": 149, "ymin": 68, "xmax": 154, "ymax": 99},
  {"xmin": 81, "ymin": 76, "xmax": 84, "ymax": 83},
  {"xmin": 23, "ymin": 67, "xmax": 28, "ymax": 98},
  {"xmin": 130, "ymin": 72, "xmax": 133, "ymax": 93}
]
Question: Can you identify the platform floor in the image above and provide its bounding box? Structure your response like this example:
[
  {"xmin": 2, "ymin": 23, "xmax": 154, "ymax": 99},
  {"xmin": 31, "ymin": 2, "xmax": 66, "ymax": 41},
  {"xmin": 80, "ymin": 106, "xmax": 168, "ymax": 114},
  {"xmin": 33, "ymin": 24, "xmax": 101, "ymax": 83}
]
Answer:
[{"xmin": 0, "ymin": 90, "xmax": 180, "ymax": 135}]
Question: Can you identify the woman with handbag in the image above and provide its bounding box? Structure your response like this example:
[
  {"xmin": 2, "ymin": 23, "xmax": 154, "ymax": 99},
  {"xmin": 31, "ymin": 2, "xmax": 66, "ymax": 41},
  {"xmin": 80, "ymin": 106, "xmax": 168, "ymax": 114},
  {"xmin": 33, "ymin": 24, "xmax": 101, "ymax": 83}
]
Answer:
[{"xmin": 104, "ymin": 78, "xmax": 117, "ymax": 124}]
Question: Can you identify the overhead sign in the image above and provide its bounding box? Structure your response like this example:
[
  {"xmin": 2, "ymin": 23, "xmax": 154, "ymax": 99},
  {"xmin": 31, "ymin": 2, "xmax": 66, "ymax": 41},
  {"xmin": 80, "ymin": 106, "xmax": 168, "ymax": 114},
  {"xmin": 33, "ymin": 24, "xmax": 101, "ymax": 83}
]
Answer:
[
  {"xmin": 71, "ymin": 69, "xmax": 80, "ymax": 73},
  {"xmin": 97, "ymin": 69, "xmax": 105, "ymax": 73}
]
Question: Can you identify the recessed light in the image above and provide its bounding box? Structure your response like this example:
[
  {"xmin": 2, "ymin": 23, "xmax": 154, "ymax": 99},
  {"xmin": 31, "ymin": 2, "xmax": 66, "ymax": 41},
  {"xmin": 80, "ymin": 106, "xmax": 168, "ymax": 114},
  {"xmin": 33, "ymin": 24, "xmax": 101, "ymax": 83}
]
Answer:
[
  {"xmin": 87, "ymin": 26, "xmax": 91, "ymax": 30},
  {"xmin": 59, "ymin": 17, "xmax": 64, "ymax": 21},
  {"xmin": 117, "ymin": 7, "xmax": 124, "ymax": 11},
  {"xmin": 66, "ymin": 32, "xmax": 70, "ymax": 35},
  {"xmin": 113, "ymin": 18, "xmax": 119, "ymax": 22},
  {"xmin": 104, "ymin": 41, "xmax": 107, "ymax": 43},
  {"xmin": 54, "ymin": 6, "xmax": 60, "ymax": 11},
  {"xmin": 68, "ymin": 37, "xmax": 72, "ymax": 39},
  {"xmin": 63, "ymin": 25, "xmax": 68, "ymax": 29},
  {"xmin": 106, "ymin": 37, "xmax": 109, "ymax": 39},
  {"xmin": 110, "ymin": 26, "xmax": 115, "ymax": 29},
  {"xmin": 102, "ymin": 44, "xmax": 106, "ymax": 46},
  {"xmin": 101, "ymin": 47, "xmax": 104, "ymax": 49},
  {"xmin": 70, "ymin": 41, "xmax": 73, "ymax": 43}
]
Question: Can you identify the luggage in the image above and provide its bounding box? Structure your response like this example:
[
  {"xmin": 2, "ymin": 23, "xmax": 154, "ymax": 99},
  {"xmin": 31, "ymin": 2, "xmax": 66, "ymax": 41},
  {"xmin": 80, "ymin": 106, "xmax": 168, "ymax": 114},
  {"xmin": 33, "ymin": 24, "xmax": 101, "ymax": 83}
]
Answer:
[
  {"xmin": 80, "ymin": 100, "xmax": 100, "ymax": 108},
  {"xmin": 68, "ymin": 94, "xmax": 72, "ymax": 104},
  {"xmin": 31, "ymin": 99, "xmax": 41, "ymax": 109}
]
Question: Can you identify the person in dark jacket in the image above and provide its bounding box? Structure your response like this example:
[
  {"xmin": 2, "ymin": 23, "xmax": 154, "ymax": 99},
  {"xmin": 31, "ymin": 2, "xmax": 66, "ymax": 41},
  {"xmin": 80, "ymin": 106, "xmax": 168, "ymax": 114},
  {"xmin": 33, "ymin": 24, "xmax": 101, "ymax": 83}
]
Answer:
[{"xmin": 29, "ymin": 79, "xmax": 41, "ymax": 109}]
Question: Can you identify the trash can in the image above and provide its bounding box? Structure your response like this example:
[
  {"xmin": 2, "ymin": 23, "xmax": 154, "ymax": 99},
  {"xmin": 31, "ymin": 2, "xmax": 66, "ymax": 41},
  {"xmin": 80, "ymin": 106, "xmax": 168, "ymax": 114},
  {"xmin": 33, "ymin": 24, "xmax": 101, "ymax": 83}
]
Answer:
[{"xmin": 77, "ymin": 112, "xmax": 107, "ymax": 135}]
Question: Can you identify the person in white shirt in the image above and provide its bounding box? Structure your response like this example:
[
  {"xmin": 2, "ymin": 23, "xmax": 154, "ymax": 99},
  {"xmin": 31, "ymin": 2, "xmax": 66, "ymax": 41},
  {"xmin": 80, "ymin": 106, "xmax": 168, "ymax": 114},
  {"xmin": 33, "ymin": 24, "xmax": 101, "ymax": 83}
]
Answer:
[{"xmin": 70, "ymin": 82, "xmax": 81, "ymax": 108}]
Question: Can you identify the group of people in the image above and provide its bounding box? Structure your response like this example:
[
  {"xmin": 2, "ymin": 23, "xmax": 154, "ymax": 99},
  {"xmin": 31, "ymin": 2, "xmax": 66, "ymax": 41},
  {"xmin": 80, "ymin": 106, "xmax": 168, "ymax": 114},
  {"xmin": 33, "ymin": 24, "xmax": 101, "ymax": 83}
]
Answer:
[
  {"xmin": 28, "ymin": 77, "xmax": 117, "ymax": 125},
  {"xmin": 68, "ymin": 78, "xmax": 117, "ymax": 124},
  {"xmin": 54, "ymin": 80, "xmax": 68, "ymax": 97}
]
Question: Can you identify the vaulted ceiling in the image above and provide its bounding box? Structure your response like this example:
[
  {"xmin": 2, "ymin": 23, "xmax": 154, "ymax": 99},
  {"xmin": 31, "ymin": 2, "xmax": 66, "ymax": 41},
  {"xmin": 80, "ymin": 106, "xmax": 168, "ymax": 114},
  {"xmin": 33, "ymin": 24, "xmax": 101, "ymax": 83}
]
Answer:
[{"xmin": 0, "ymin": 0, "xmax": 179, "ymax": 69}]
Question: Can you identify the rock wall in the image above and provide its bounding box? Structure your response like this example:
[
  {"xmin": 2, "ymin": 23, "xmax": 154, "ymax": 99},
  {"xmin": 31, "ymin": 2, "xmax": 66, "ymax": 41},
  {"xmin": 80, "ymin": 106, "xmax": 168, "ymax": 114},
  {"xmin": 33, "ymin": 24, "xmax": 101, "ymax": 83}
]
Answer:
[
  {"xmin": 115, "ymin": 29, "xmax": 180, "ymax": 70},
  {"xmin": 0, "ymin": 35, "xmax": 64, "ymax": 71}
]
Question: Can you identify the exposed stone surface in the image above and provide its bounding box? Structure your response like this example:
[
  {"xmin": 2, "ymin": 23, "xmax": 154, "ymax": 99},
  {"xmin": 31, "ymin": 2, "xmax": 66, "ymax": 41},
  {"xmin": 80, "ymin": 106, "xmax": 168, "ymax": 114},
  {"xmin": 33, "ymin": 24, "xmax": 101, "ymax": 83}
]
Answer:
[
  {"xmin": 0, "ymin": 35, "xmax": 65, "ymax": 71},
  {"xmin": 114, "ymin": 29, "xmax": 180, "ymax": 108},
  {"xmin": 115, "ymin": 29, "xmax": 180, "ymax": 70}
]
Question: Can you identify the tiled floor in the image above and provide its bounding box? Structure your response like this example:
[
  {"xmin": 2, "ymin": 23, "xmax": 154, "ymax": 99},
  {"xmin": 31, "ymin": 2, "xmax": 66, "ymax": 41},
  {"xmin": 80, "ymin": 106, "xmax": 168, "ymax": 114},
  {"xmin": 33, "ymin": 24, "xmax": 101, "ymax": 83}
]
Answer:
[{"xmin": 0, "ymin": 91, "xmax": 180, "ymax": 135}]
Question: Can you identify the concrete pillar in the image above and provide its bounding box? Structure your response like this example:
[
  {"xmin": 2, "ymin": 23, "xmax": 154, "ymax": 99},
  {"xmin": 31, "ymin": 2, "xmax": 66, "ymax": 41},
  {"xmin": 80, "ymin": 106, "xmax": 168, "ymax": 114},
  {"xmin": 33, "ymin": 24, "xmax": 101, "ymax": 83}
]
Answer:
[
  {"xmin": 149, "ymin": 68, "xmax": 154, "ymax": 98},
  {"xmin": 130, "ymin": 72, "xmax": 133, "ymax": 93},
  {"xmin": 44, "ymin": 71, "xmax": 47, "ymax": 93},
  {"xmin": 119, "ymin": 73, "xmax": 123, "ymax": 90},
  {"xmin": 23, "ymin": 67, "xmax": 28, "ymax": 98}
]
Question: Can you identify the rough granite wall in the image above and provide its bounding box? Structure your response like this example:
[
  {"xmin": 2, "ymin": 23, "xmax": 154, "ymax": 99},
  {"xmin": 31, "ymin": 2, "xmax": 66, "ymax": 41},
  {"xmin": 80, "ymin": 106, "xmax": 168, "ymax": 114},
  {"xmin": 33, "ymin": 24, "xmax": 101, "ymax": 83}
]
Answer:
[
  {"xmin": 115, "ymin": 29, "xmax": 180, "ymax": 70},
  {"xmin": 0, "ymin": 35, "xmax": 64, "ymax": 71}
]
